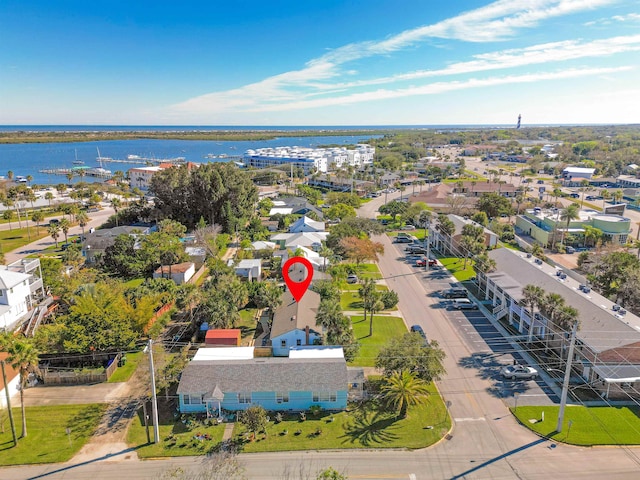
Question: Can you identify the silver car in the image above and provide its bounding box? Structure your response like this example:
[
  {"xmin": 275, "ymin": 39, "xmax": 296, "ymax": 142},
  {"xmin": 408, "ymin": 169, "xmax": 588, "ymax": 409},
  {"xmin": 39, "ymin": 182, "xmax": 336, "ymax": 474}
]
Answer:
[{"xmin": 500, "ymin": 365, "xmax": 538, "ymax": 380}]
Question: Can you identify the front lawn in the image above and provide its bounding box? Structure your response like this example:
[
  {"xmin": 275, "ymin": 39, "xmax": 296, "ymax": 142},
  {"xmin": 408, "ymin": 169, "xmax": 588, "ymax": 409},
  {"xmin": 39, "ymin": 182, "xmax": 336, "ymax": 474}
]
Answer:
[
  {"xmin": 238, "ymin": 308, "xmax": 258, "ymax": 344},
  {"xmin": 340, "ymin": 285, "xmax": 392, "ymax": 311},
  {"xmin": 127, "ymin": 400, "xmax": 226, "ymax": 458},
  {"xmin": 349, "ymin": 315, "xmax": 407, "ymax": 367},
  {"xmin": 344, "ymin": 263, "xmax": 383, "ymax": 280},
  {"xmin": 438, "ymin": 257, "xmax": 476, "ymax": 281},
  {"xmin": 0, "ymin": 404, "xmax": 106, "ymax": 465},
  {"xmin": 513, "ymin": 405, "xmax": 640, "ymax": 445},
  {"xmin": 235, "ymin": 393, "xmax": 449, "ymax": 452},
  {"xmin": 0, "ymin": 226, "xmax": 51, "ymax": 253}
]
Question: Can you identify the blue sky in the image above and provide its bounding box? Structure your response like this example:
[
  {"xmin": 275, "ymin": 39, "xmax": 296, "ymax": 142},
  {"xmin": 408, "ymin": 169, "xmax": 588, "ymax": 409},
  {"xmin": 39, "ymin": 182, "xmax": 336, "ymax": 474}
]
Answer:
[{"xmin": 1, "ymin": 0, "xmax": 639, "ymax": 126}]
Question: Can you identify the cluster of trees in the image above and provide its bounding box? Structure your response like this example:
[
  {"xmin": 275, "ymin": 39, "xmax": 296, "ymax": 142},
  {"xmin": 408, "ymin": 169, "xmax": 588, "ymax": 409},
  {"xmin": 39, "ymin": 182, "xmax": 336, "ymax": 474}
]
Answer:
[
  {"xmin": 314, "ymin": 281, "xmax": 359, "ymax": 361},
  {"xmin": 578, "ymin": 249, "xmax": 640, "ymax": 314},
  {"xmin": 150, "ymin": 162, "xmax": 258, "ymax": 233},
  {"xmin": 521, "ymin": 284, "xmax": 579, "ymax": 345},
  {"xmin": 34, "ymin": 277, "xmax": 178, "ymax": 353},
  {"xmin": 99, "ymin": 219, "xmax": 189, "ymax": 279}
]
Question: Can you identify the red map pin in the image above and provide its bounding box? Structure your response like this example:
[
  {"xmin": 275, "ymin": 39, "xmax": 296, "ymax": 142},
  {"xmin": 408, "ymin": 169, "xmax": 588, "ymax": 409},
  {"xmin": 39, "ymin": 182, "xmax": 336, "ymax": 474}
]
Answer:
[{"xmin": 282, "ymin": 257, "xmax": 314, "ymax": 302}]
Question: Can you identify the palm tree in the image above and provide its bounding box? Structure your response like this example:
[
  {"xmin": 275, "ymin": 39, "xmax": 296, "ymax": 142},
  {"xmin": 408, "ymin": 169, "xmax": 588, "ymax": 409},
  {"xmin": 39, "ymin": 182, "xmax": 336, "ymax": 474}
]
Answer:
[
  {"xmin": 58, "ymin": 217, "xmax": 71, "ymax": 244},
  {"xmin": 539, "ymin": 292, "xmax": 565, "ymax": 351},
  {"xmin": 2, "ymin": 209, "xmax": 14, "ymax": 231},
  {"xmin": 44, "ymin": 191, "xmax": 54, "ymax": 207},
  {"xmin": 612, "ymin": 189, "xmax": 624, "ymax": 204},
  {"xmin": 380, "ymin": 370, "xmax": 430, "ymax": 419},
  {"xmin": 601, "ymin": 189, "xmax": 612, "ymax": 208},
  {"xmin": 26, "ymin": 175, "xmax": 33, "ymax": 187},
  {"xmin": 579, "ymin": 179, "xmax": 590, "ymax": 208},
  {"xmin": 110, "ymin": 197, "xmax": 121, "ymax": 227},
  {"xmin": 76, "ymin": 211, "xmax": 89, "ymax": 239},
  {"xmin": 31, "ymin": 211, "xmax": 44, "ymax": 234},
  {"xmin": 522, "ymin": 284, "xmax": 545, "ymax": 343},
  {"xmin": 559, "ymin": 204, "xmax": 580, "ymax": 246},
  {"xmin": 66, "ymin": 172, "xmax": 74, "ymax": 184},
  {"xmin": 48, "ymin": 223, "xmax": 61, "ymax": 247},
  {"xmin": 367, "ymin": 297, "xmax": 385, "ymax": 338},
  {"xmin": 359, "ymin": 278, "xmax": 377, "ymax": 328},
  {"xmin": 6, "ymin": 338, "xmax": 40, "ymax": 438}
]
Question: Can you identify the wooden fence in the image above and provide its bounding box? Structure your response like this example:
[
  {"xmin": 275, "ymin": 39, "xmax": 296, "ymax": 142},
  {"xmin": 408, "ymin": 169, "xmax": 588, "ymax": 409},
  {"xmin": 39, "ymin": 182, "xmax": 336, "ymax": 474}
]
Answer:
[
  {"xmin": 144, "ymin": 302, "xmax": 175, "ymax": 333},
  {"xmin": 41, "ymin": 353, "xmax": 121, "ymax": 385}
]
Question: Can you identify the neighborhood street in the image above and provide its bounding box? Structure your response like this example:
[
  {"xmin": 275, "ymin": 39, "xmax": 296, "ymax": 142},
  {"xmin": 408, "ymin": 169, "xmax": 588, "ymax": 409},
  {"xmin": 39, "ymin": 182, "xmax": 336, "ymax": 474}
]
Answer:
[{"xmin": 3, "ymin": 192, "xmax": 640, "ymax": 479}]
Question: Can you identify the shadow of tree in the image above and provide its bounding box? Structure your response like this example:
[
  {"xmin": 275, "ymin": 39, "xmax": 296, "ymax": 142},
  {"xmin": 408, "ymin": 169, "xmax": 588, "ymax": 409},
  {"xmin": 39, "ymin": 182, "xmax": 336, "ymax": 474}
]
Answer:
[
  {"xmin": 66, "ymin": 404, "xmax": 108, "ymax": 440},
  {"xmin": 458, "ymin": 353, "xmax": 533, "ymax": 399},
  {"xmin": 340, "ymin": 402, "xmax": 400, "ymax": 446}
]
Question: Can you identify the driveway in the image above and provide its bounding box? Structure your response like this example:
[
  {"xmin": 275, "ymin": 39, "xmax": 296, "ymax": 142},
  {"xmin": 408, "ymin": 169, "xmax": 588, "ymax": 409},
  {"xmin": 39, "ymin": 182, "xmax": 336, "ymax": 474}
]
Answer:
[{"xmin": 22, "ymin": 382, "xmax": 130, "ymax": 406}]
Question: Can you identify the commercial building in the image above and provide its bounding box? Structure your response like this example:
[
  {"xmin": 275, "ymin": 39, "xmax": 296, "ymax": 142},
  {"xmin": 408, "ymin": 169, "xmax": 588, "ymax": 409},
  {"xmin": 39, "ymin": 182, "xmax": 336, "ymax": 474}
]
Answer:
[
  {"xmin": 515, "ymin": 207, "xmax": 631, "ymax": 247},
  {"xmin": 478, "ymin": 248, "xmax": 640, "ymax": 400}
]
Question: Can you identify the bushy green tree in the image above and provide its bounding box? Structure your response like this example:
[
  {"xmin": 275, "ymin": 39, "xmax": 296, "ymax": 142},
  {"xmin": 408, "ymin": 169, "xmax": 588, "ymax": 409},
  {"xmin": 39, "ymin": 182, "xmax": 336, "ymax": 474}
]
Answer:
[{"xmin": 375, "ymin": 333, "xmax": 446, "ymax": 382}]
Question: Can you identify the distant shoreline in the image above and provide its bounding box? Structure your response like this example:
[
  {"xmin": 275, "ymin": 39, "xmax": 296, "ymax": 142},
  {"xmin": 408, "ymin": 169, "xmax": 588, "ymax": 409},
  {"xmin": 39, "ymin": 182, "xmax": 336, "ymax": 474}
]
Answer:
[{"xmin": 0, "ymin": 129, "xmax": 393, "ymax": 145}]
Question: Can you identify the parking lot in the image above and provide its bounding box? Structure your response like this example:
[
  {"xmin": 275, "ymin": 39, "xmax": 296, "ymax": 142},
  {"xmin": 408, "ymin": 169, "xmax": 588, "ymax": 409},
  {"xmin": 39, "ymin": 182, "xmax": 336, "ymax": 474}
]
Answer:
[{"xmin": 389, "ymin": 239, "xmax": 559, "ymax": 407}]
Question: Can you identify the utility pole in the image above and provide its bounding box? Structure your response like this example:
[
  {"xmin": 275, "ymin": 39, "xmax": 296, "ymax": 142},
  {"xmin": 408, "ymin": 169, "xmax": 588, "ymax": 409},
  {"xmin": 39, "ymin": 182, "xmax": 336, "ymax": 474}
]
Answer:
[
  {"xmin": 145, "ymin": 339, "xmax": 160, "ymax": 444},
  {"xmin": 1, "ymin": 360, "xmax": 18, "ymax": 446},
  {"xmin": 556, "ymin": 322, "xmax": 578, "ymax": 433}
]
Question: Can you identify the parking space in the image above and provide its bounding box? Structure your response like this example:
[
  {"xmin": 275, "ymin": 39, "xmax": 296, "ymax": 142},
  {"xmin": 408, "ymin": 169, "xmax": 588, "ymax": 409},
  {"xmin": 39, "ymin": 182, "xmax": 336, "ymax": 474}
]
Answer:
[{"xmin": 388, "ymin": 240, "xmax": 558, "ymax": 406}]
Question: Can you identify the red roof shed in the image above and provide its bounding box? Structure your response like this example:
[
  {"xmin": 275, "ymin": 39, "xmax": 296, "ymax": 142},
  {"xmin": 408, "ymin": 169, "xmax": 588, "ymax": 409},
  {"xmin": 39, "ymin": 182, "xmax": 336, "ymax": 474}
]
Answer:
[{"xmin": 205, "ymin": 329, "xmax": 241, "ymax": 346}]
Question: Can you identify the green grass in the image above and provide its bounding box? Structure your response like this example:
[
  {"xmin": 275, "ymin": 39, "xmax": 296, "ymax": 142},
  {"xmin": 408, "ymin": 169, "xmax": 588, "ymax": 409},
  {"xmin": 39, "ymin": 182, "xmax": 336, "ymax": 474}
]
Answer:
[
  {"xmin": 235, "ymin": 393, "xmax": 450, "ymax": 452},
  {"xmin": 340, "ymin": 285, "xmax": 395, "ymax": 311},
  {"xmin": 237, "ymin": 308, "xmax": 258, "ymax": 345},
  {"xmin": 348, "ymin": 315, "xmax": 407, "ymax": 367},
  {"xmin": 107, "ymin": 351, "xmax": 144, "ymax": 383},
  {"xmin": 438, "ymin": 257, "xmax": 476, "ymax": 281},
  {"xmin": 0, "ymin": 404, "xmax": 106, "ymax": 465},
  {"xmin": 127, "ymin": 401, "xmax": 226, "ymax": 458},
  {"xmin": 344, "ymin": 263, "xmax": 383, "ymax": 280},
  {"xmin": 513, "ymin": 405, "xmax": 640, "ymax": 445},
  {"xmin": 0, "ymin": 226, "xmax": 51, "ymax": 253}
]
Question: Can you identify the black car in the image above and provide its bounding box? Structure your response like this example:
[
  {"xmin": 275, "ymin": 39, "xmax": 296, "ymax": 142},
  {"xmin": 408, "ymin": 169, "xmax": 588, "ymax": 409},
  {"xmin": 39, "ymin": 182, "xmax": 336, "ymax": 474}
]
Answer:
[{"xmin": 410, "ymin": 325, "xmax": 428, "ymax": 342}]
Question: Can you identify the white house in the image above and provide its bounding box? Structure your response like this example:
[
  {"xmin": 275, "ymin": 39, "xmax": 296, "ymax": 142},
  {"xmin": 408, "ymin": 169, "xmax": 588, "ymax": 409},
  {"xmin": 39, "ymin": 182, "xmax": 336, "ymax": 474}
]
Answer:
[
  {"xmin": 288, "ymin": 216, "xmax": 325, "ymax": 233},
  {"xmin": 234, "ymin": 259, "xmax": 262, "ymax": 281},
  {"xmin": 153, "ymin": 262, "xmax": 195, "ymax": 285},
  {"xmin": 271, "ymin": 232, "xmax": 329, "ymax": 250},
  {"xmin": 0, "ymin": 268, "xmax": 32, "ymax": 331}
]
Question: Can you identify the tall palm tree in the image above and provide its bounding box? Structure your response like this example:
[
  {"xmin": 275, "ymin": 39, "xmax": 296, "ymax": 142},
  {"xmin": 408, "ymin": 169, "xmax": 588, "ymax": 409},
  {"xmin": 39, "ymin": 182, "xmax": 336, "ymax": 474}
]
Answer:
[
  {"xmin": 601, "ymin": 189, "xmax": 612, "ymax": 208},
  {"xmin": 76, "ymin": 211, "xmax": 89, "ymax": 239},
  {"xmin": 612, "ymin": 189, "xmax": 624, "ymax": 204},
  {"xmin": 31, "ymin": 211, "xmax": 44, "ymax": 234},
  {"xmin": 44, "ymin": 191, "xmax": 54, "ymax": 207},
  {"xmin": 48, "ymin": 223, "xmax": 61, "ymax": 247},
  {"xmin": 58, "ymin": 217, "xmax": 71, "ymax": 244},
  {"xmin": 6, "ymin": 338, "xmax": 40, "ymax": 438},
  {"xmin": 359, "ymin": 278, "xmax": 377, "ymax": 326},
  {"xmin": 560, "ymin": 204, "xmax": 580, "ymax": 246},
  {"xmin": 522, "ymin": 284, "xmax": 545, "ymax": 343},
  {"xmin": 539, "ymin": 292, "xmax": 565, "ymax": 351},
  {"xmin": 110, "ymin": 197, "xmax": 121, "ymax": 227},
  {"xmin": 380, "ymin": 370, "xmax": 430, "ymax": 419}
]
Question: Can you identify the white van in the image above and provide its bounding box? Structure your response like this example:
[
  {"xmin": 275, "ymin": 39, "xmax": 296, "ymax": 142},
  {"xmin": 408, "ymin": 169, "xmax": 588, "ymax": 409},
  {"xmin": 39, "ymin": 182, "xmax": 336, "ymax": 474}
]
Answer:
[{"xmin": 451, "ymin": 298, "xmax": 478, "ymax": 310}]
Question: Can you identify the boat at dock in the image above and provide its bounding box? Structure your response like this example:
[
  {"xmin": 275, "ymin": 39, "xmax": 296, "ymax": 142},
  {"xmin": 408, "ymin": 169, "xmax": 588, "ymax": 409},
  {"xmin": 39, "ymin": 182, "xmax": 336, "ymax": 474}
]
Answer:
[{"xmin": 125, "ymin": 154, "xmax": 185, "ymax": 164}]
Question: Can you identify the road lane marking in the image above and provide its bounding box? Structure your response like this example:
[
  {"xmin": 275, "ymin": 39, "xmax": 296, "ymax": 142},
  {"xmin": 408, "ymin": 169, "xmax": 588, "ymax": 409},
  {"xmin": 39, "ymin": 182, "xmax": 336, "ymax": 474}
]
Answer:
[{"xmin": 454, "ymin": 417, "xmax": 487, "ymax": 422}]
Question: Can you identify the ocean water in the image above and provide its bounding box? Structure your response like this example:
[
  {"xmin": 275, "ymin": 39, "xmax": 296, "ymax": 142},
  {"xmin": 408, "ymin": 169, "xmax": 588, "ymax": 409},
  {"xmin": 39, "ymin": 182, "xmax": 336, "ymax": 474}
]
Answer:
[{"xmin": 0, "ymin": 133, "xmax": 381, "ymax": 186}]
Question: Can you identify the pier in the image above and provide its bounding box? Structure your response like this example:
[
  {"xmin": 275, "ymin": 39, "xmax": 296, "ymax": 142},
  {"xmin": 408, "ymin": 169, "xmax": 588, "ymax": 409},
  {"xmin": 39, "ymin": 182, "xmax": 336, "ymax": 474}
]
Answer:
[{"xmin": 39, "ymin": 167, "xmax": 113, "ymax": 178}]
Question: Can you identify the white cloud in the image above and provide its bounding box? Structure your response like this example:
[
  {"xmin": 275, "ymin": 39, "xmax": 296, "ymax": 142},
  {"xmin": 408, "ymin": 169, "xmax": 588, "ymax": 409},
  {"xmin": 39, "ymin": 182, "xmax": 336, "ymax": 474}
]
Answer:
[{"xmin": 170, "ymin": 0, "xmax": 623, "ymax": 117}]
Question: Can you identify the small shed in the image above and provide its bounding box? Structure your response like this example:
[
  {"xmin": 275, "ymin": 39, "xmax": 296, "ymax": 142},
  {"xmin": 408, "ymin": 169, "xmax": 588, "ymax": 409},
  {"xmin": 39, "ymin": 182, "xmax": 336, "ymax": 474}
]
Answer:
[{"xmin": 205, "ymin": 329, "xmax": 241, "ymax": 346}]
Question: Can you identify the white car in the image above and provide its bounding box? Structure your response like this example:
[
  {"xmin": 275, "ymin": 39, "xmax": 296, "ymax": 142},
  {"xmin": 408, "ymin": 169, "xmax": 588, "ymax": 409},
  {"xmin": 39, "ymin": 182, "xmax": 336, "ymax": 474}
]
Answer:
[{"xmin": 500, "ymin": 365, "xmax": 538, "ymax": 380}]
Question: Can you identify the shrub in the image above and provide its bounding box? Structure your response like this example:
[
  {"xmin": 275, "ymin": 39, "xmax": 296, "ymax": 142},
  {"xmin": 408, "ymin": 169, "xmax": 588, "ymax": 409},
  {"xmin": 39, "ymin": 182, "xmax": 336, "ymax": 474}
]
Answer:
[
  {"xmin": 309, "ymin": 404, "xmax": 322, "ymax": 416},
  {"xmin": 381, "ymin": 290, "xmax": 399, "ymax": 309}
]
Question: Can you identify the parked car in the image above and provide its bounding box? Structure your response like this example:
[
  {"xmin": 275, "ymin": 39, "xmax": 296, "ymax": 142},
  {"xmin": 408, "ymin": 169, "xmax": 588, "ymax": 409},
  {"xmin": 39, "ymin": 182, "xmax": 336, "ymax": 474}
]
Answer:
[
  {"xmin": 405, "ymin": 245, "xmax": 426, "ymax": 254},
  {"xmin": 566, "ymin": 246, "xmax": 576, "ymax": 254},
  {"xmin": 415, "ymin": 258, "xmax": 437, "ymax": 267},
  {"xmin": 401, "ymin": 224, "xmax": 416, "ymax": 230},
  {"xmin": 394, "ymin": 237, "xmax": 413, "ymax": 244},
  {"xmin": 451, "ymin": 298, "xmax": 478, "ymax": 310},
  {"xmin": 346, "ymin": 274, "xmax": 358, "ymax": 284},
  {"xmin": 442, "ymin": 288, "xmax": 468, "ymax": 299},
  {"xmin": 537, "ymin": 179, "xmax": 545, "ymax": 184},
  {"xmin": 410, "ymin": 324, "xmax": 428, "ymax": 342},
  {"xmin": 500, "ymin": 365, "xmax": 538, "ymax": 380}
]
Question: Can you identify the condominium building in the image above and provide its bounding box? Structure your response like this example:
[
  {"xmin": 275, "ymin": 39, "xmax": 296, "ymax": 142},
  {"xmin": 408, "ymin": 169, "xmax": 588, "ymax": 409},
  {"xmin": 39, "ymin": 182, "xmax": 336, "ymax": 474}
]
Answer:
[{"xmin": 243, "ymin": 144, "xmax": 374, "ymax": 174}]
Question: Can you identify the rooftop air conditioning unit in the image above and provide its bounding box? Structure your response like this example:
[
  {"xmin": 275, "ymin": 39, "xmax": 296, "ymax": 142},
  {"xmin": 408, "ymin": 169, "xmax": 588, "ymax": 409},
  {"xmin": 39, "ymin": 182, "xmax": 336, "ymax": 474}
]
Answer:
[
  {"xmin": 583, "ymin": 287, "xmax": 591, "ymax": 293},
  {"xmin": 527, "ymin": 253, "xmax": 533, "ymax": 258},
  {"xmin": 556, "ymin": 270, "xmax": 563, "ymax": 276},
  {"xmin": 560, "ymin": 274, "xmax": 567, "ymax": 280},
  {"xmin": 535, "ymin": 258, "xmax": 543, "ymax": 265},
  {"xmin": 619, "ymin": 309, "xmax": 627, "ymax": 315},
  {"xmin": 613, "ymin": 304, "xmax": 621, "ymax": 311}
]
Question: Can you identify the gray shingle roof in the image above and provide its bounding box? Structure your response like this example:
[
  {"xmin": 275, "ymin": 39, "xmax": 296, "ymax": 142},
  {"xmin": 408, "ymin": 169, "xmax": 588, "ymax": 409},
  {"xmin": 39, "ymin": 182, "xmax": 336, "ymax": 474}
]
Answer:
[
  {"xmin": 487, "ymin": 248, "xmax": 640, "ymax": 353},
  {"xmin": 177, "ymin": 357, "xmax": 348, "ymax": 395}
]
